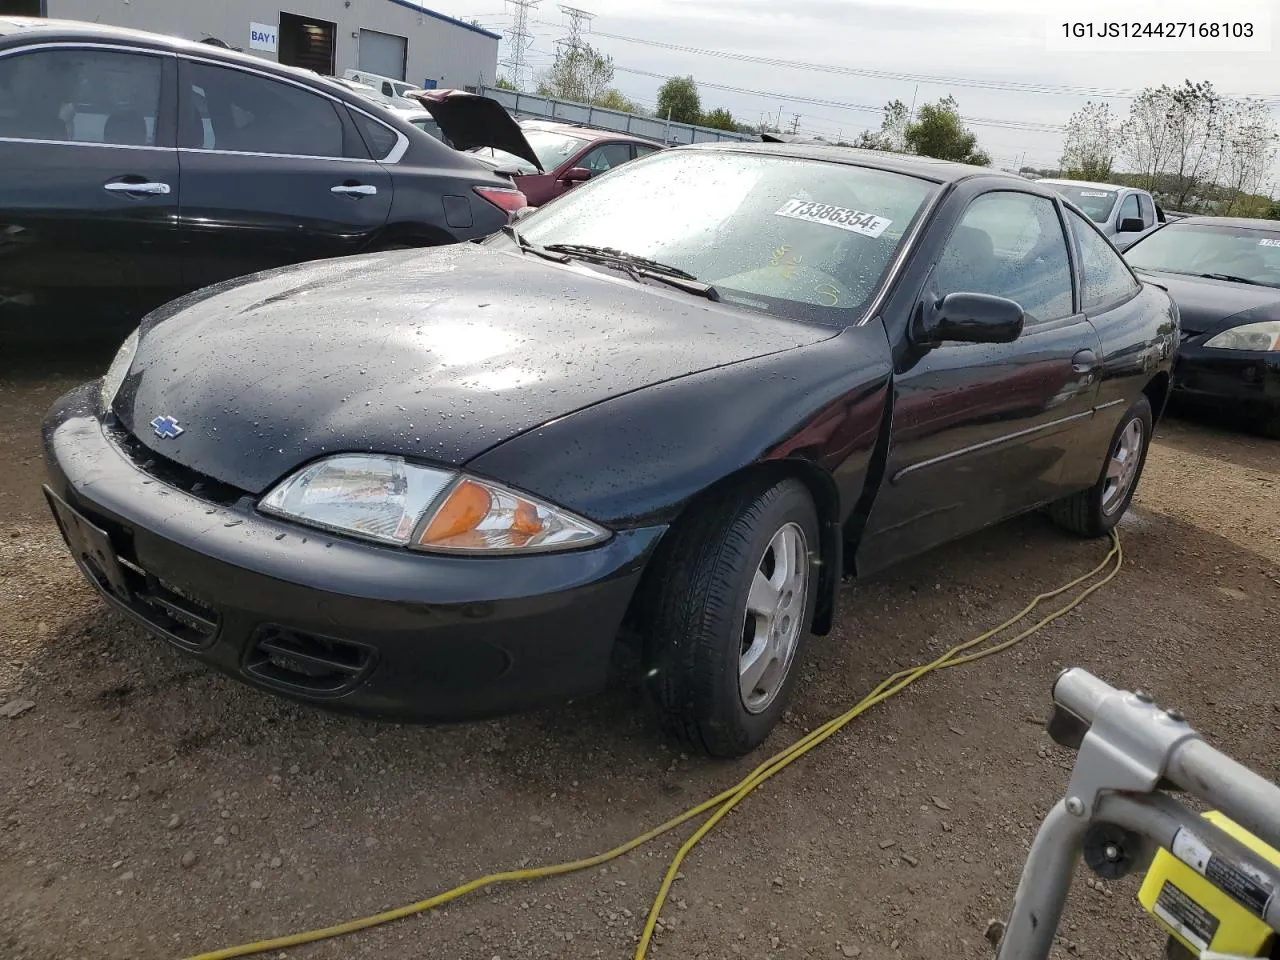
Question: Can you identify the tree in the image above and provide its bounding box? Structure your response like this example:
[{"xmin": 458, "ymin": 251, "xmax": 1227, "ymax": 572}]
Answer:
[
  {"xmin": 493, "ymin": 76, "xmax": 518, "ymax": 92},
  {"xmin": 1118, "ymin": 86, "xmax": 1176, "ymax": 191},
  {"xmin": 700, "ymin": 107, "xmax": 737, "ymax": 131},
  {"xmin": 1216, "ymin": 99, "xmax": 1278, "ymax": 215},
  {"xmin": 593, "ymin": 88, "xmax": 640, "ymax": 113},
  {"xmin": 852, "ymin": 99, "xmax": 910, "ymax": 152},
  {"xmin": 1164, "ymin": 80, "xmax": 1225, "ymax": 208},
  {"xmin": 657, "ymin": 76, "xmax": 701, "ymax": 124},
  {"xmin": 904, "ymin": 96, "xmax": 990, "ymax": 165},
  {"xmin": 536, "ymin": 41, "xmax": 615, "ymax": 104},
  {"xmin": 1060, "ymin": 101, "xmax": 1118, "ymax": 181}
]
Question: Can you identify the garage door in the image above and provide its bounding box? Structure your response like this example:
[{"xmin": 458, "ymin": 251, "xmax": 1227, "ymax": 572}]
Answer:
[{"xmin": 358, "ymin": 29, "xmax": 406, "ymax": 81}]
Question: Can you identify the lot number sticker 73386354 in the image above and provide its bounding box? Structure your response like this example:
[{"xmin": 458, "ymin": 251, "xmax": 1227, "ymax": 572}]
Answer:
[{"xmin": 775, "ymin": 199, "xmax": 893, "ymax": 238}]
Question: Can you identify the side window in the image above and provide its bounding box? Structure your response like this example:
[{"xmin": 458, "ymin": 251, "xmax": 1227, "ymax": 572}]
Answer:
[
  {"xmin": 179, "ymin": 61, "xmax": 343, "ymax": 157},
  {"xmin": 580, "ymin": 142, "xmax": 632, "ymax": 175},
  {"xmin": 1066, "ymin": 208, "xmax": 1141, "ymax": 311},
  {"xmin": 1137, "ymin": 193, "xmax": 1155, "ymax": 228},
  {"xmin": 351, "ymin": 109, "xmax": 398, "ymax": 159},
  {"xmin": 1118, "ymin": 193, "xmax": 1140, "ymax": 225},
  {"xmin": 0, "ymin": 48, "xmax": 162, "ymax": 146},
  {"xmin": 931, "ymin": 191, "xmax": 1074, "ymax": 324},
  {"xmin": 634, "ymin": 144, "xmax": 661, "ymax": 159}
]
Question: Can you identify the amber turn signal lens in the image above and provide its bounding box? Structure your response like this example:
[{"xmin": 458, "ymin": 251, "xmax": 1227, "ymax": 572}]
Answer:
[{"xmin": 420, "ymin": 479, "xmax": 492, "ymax": 544}]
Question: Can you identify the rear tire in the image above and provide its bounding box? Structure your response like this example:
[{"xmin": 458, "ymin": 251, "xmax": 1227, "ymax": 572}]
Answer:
[
  {"xmin": 1049, "ymin": 395, "xmax": 1152, "ymax": 537},
  {"xmin": 644, "ymin": 478, "xmax": 820, "ymax": 758}
]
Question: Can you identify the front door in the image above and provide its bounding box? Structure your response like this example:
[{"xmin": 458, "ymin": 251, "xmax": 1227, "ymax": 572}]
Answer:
[
  {"xmin": 0, "ymin": 46, "xmax": 181, "ymax": 342},
  {"xmin": 857, "ymin": 188, "xmax": 1101, "ymax": 575},
  {"xmin": 175, "ymin": 58, "xmax": 392, "ymax": 289}
]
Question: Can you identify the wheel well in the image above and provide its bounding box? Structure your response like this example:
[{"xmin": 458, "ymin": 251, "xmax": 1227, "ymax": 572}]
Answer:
[
  {"xmin": 625, "ymin": 460, "xmax": 844, "ymax": 643},
  {"xmin": 1143, "ymin": 371, "xmax": 1171, "ymax": 423}
]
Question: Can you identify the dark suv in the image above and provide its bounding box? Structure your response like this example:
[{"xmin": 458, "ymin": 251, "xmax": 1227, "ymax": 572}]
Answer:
[{"xmin": 0, "ymin": 17, "xmax": 526, "ymax": 343}]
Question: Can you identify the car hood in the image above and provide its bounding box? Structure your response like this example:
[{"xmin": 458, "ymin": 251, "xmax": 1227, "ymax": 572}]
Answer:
[
  {"xmin": 406, "ymin": 89, "xmax": 543, "ymax": 172},
  {"xmin": 114, "ymin": 245, "xmax": 832, "ymax": 495},
  {"xmin": 1136, "ymin": 269, "xmax": 1280, "ymax": 336}
]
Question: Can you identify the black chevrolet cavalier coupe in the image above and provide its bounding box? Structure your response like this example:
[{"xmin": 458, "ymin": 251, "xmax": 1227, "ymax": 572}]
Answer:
[
  {"xmin": 43, "ymin": 144, "xmax": 1178, "ymax": 757},
  {"xmin": 1123, "ymin": 216, "xmax": 1280, "ymax": 437}
]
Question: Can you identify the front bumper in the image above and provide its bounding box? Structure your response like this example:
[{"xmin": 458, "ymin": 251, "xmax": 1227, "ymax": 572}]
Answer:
[
  {"xmin": 1172, "ymin": 339, "xmax": 1280, "ymax": 420},
  {"xmin": 42, "ymin": 383, "xmax": 665, "ymax": 721}
]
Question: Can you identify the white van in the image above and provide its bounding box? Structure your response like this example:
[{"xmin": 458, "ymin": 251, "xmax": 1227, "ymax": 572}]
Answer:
[{"xmin": 343, "ymin": 69, "xmax": 423, "ymax": 101}]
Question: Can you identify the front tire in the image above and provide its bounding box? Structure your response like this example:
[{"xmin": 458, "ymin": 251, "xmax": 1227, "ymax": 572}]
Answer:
[
  {"xmin": 644, "ymin": 478, "xmax": 820, "ymax": 758},
  {"xmin": 1050, "ymin": 395, "xmax": 1153, "ymax": 537}
]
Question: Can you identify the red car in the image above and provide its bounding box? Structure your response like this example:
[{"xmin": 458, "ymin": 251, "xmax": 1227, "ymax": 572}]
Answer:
[
  {"xmin": 468, "ymin": 122, "xmax": 664, "ymax": 207},
  {"xmin": 406, "ymin": 92, "xmax": 664, "ymax": 208}
]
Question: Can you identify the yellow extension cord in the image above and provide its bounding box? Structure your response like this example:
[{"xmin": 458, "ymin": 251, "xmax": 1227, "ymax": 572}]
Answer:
[{"xmin": 185, "ymin": 531, "xmax": 1124, "ymax": 960}]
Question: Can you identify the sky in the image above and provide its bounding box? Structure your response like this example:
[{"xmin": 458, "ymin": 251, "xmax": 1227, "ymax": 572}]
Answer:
[{"xmin": 420, "ymin": 0, "xmax": 1280, "ymax": 175}]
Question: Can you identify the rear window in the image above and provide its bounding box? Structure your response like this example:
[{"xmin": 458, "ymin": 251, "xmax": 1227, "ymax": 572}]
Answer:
[{"xmin": 518, "ymin": 150, "xmax": 938, "ymax": 324}]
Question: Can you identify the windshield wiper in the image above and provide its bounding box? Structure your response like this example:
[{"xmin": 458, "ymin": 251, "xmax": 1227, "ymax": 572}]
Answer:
[
  {"xmin": 1198, "ymin": 272, "xmax": 1264, "ymax": 285},
  {"xmin": 540, "ymin": 243, "xmax": 720, "ymax": 301},
  {"xmin": 500, "ymin": 224, "xmax": 570, "ymax": 264},
  {"xmin": 542, "ymin": 243, "xmax": 700, "ymax": 281}
]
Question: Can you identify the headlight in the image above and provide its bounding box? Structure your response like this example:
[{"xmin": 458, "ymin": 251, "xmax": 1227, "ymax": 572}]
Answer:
[
  {"xmin": 1204, "ymin": 320, "xmax": 1280, "ymax": 351},
  {"xmin": 259, "ymin": 454, "xmax": 609, "ymax": 554},
  {"xmin": 99, "ymin": 328, "xmax": 139, "ymax": 412}
]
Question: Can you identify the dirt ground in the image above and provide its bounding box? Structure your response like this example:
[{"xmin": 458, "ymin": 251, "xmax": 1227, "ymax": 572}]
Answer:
[{"xmin": 2, "ymin": 352, "xmax": 1278, "ymax": 960}]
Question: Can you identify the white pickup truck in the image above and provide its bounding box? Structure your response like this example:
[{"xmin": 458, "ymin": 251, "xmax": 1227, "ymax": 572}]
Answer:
[{"xmin": 1036, "ymin": 179, "xmax": 1167, "ymax": 251}]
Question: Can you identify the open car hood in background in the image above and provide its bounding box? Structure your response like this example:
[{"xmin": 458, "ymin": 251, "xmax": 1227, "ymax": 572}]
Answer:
[{"xmin": 407, "ymin": 89, "xmax": 543, "ymax": 172}]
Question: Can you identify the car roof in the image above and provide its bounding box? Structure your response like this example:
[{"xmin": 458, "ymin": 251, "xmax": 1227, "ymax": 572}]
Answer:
[
  {"xmin": 1037, "ymin": 178, "xmax": 1131, "ymax": 191},
  {"xmin": 0, "ymin": 17, "xmax": 330, "ymax": 84},
  {"xmin": 520, "ymin": 121, "xmax": 664, "ymax": 147},
  {"xmin": 1169, "ymin": 216, "xmax": 1280, "ymax": 230},
  {"xmin": 683, "ymin": 141, "xmax": 1027, "ymax": 185}
]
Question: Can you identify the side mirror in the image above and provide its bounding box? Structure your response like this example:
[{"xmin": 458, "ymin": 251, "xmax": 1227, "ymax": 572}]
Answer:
[
  {"xmin": 913, "ymin": 292, "xmax": 1025, "ymax": 346},
  {"xmin": 1118, "ymin": 217, "xmax": 1145, "ymax": 233},
  {"xmin": 560, "ymin": 166, "xmax": 592, "ymax": 183}
]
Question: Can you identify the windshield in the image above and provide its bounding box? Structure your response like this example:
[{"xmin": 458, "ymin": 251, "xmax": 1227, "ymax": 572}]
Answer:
[
  {"xmin": 1042, "ymin": 183, "xmax": 1118, "ymax": 223},
  {"xmin": 522, "ymin": 129, "xmax": 588, "ymax": 170},
  {"xmin": 513, "ymin": 149, "xmax": 939, "ymax": 323},
  {"xmin": 1125, "ymin": 223, "xmax": 1280, "ymax": 287}
]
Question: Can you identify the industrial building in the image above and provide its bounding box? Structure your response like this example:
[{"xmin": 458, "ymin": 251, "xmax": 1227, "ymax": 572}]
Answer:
[{"xmin": 1, "ymin": 0, "xmax": 500, "ymax": 91}]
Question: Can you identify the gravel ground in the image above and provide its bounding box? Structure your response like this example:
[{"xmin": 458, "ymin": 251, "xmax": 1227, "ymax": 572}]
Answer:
[{"xmin": 2, "ymin": 353, "xmax": 1278, "ymax": 960}]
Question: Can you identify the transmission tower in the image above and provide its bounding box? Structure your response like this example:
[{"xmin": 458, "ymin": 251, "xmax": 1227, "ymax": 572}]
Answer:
[
  {"xmin": 499, "ymin": 0, "xmax": 539, "ymax": 89},
  {"xmin": 557, "ymin": 4, "xmax": 595, "ymax": 56}
]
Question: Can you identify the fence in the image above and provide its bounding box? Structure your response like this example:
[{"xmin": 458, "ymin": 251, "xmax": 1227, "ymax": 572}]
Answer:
[{"xmin": 476, "ymin": 87, "xmax": 757, "ymax": 146}]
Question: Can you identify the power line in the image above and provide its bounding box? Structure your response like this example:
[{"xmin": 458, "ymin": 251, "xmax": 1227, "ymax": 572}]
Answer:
[
  {"xmin": 591, "ymin": 29, "xmax": 1280, "ymax": 105},
  {"xmin": 611, "ymin": 65, "xmax": 1066, "ymax": 133}
]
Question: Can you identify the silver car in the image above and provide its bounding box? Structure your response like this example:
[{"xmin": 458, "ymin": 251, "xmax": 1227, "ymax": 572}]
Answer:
[{"xmin": 1036, "ymin": 179, "xmax": 1167, "ymax": 251}]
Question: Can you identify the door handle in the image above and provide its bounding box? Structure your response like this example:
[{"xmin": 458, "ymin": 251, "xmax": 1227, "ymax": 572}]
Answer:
[
  {"xmin": 1071, "ymin": 349, "xmax": 1098, "ymax": 374},
  {"xmin": 104, "ymin": 180, "xmax": 171, "ymax": 195},
  {"xmin": 331, "ymin": 184, "xmax": 377, "ymax": 196}
]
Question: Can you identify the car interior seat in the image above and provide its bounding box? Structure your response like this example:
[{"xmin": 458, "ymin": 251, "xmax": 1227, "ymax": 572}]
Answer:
[{"xmin": 103, "ymin": 109, "xmax": 149, "ymax": 146}]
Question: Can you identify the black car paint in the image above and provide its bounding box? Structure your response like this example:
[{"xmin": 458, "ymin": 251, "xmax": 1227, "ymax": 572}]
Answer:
[
  {"xmin": 1136, "ymin": 268, "xmax": 1280, "ymax": 421},
  {"xmin": 113, "ymin": 244, "xmax": 833, "ymax": 495},
  {"xmin": 42, "ymin": 145, "xmax": 1177, "ymax": 723},
  {"xmin": 0, "ymin": 19, "xmax": 515, "ymax": 343}
]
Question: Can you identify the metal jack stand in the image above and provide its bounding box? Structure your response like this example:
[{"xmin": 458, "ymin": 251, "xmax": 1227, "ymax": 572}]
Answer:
[{"xmin": 994, "ymin": 669, "xmax": 1280, "ymax": 960}]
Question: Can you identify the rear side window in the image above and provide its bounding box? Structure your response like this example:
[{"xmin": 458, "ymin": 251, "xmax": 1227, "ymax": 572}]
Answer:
[
  {"xmin": 932, "ymin": 191, "xmax": 1074, "ymax": 323},
  {"xmin": 179, "ymin": 61, "xmax": 343, "ymax": 157},
  {"xmin": 0, "ymin": 48, "xmax": 162, "ymax": 146},
  {"xmin": 351, "ymin": 110, "xmax": 399, "ymax": 159},
  {"xmin": 1066, "ymin": 208, "xmax": 1141, "ymax": 311}
]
